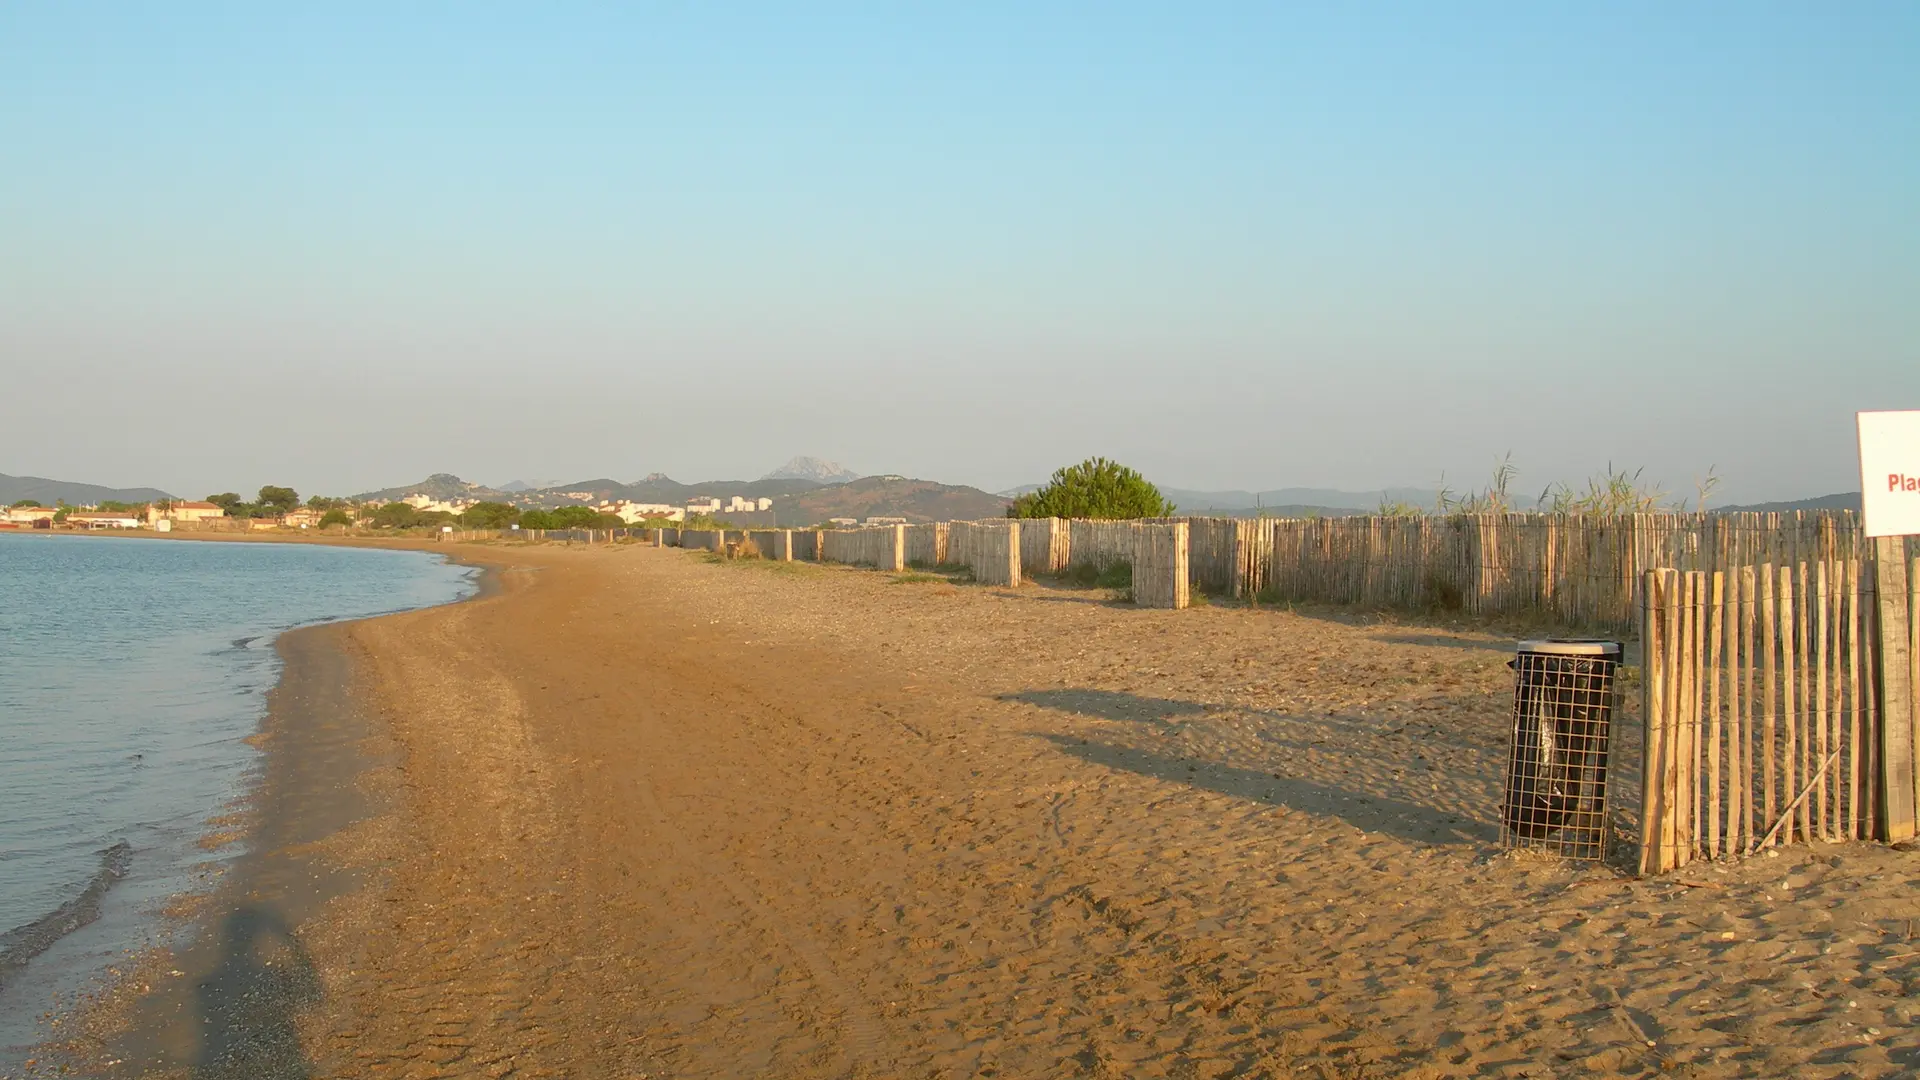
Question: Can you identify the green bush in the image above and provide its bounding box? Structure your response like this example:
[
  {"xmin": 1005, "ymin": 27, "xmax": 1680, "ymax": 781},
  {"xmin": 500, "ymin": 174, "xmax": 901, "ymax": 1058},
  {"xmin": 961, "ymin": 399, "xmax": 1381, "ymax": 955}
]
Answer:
[
  {"xmin": 460, "ymin": 501, "xmax": 520, "ymax": 529},
  {"xmin": 257, "ymin": 486, "xmax": 299, "ymax": 514},
  {"xmin": 370, "ymin": 502, "xmax": 420, "ymax": 528},
  {"xmin": 319, "ymin": 508, "xmax": 353, "ymax": 528},
  {"xmin": 1009, "ymin": 457, "xmax": 1173, "ymax": 520},
  {"xmin": 518, "ymin": 506, "xmax": 625, "ymax": 530}
]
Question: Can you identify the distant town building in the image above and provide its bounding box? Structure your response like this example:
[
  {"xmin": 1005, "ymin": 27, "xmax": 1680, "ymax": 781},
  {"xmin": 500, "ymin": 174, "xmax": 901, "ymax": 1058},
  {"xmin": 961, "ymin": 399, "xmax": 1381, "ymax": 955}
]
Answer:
[
  {"xmin": 171, "ymin": 501, "xmax": 227, "ymax": 522},
  {"xmin": 402, "ymin": 494, "xmax": 476, "ymax": 515},
  {"xmin": 601, "ymin": 501, "xmax": 683, "ymax": 524},
  {"xmin": 686, "ymin": 497, "xmax": 723, "ymax": 517},
  {"xmin": 281, "ymin": 508, "xmax": 321, "ymax": 528},
  {"xmin": 5, "ymin": 506, "xmax": 58, "ymax": 526},
  {"xmin": 828, "ymin": 517, "xmax": 860, "ymax": 528},
  {"xmin": 863, "ymin": 516, "xmax": 908, "ymax": 526},
  {"xmin": 65, "ymin": 511, "xmax": 143, "ymax": 529},
  {"xmin": 144, "ymin": 500, "xmax": 226, "ymax": 526}
]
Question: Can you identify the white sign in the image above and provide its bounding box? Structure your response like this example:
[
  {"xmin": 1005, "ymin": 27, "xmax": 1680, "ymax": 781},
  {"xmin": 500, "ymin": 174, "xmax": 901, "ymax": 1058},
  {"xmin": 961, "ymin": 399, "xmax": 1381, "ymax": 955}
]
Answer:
[{"xmin": 1858, "ymin": 410, "xmax": 1920, "ymax": 538}]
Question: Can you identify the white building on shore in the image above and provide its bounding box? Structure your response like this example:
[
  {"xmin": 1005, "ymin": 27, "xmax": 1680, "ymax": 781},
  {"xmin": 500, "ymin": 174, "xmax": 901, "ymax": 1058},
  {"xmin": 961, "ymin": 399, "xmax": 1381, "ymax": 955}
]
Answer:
[{"xmin": 600, "ymin": 501, "xmax": 684, "ymax": 523}]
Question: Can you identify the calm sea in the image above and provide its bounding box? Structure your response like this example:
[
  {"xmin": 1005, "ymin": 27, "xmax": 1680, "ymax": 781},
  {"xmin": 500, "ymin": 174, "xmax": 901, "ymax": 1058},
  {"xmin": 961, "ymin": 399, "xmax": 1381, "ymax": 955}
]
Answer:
[{"xmin": 0, "ymin": 534, "xmax": 475, "ymax": 1059}]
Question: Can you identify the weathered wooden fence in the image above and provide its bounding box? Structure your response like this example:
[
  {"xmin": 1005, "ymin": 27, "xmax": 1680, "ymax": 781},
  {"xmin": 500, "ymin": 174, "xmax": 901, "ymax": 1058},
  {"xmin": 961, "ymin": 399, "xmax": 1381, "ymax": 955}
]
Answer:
[
  {"xmin": 905, "ymin": 522, "xmax": 948, "ymax": 568},
  {"xmin": 949, "ymin": 521, "xmax": 1021, "ymax": 586},
  {"xmin": 1132, "ymin": 523, "xmax": 1190, "ymax": 609},
  {"xmin": 821, "ymin": 525, "xmax": 906, "ymax": 571},
  {"xmin": 1638, "ymin": 550, "xmax": 1919, "ymax": 874},
  {"xmin": 746, "ymin": 529, "xmax": 794, "ymax": 560},
  {"xmin": 1184, "ymin": 511, "xmax": 1889, "ymax": 631},
  {"xmin": 1021, "ymin": 517, "xmax": 1069, "ymax": 575},
  {"xmin": 1067, "ymin": 520, "xmax": 1138, "ymax": 573},
  {"xmin": 444, "ymin": 512, "xmax": 1911, "ymax": 631}
]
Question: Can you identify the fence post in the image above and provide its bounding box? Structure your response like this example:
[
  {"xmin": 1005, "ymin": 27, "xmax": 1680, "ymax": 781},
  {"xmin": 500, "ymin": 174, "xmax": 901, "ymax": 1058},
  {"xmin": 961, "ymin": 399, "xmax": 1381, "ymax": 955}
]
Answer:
[
  {"xmin": 993, "ymin": 521, "xmax": 1021, "ymax": 587},
  {"xmin": 1639, "ymin": 569, "xmax": 1667, "ymax": 875},
  {"xmin": 1873, "ymin": 536, "xmax": 1916, "ymax": 841},
  {"xmin": 889, "ymin": 525, "xmax": 906, "ymax": 572}
]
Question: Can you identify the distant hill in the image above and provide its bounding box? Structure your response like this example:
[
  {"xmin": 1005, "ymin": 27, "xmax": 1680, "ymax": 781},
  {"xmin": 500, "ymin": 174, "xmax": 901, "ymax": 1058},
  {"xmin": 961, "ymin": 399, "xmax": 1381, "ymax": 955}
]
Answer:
[
  {"xmin": 1717, "ymin": 493, "xmax": 1860, "ymax": 514},
  {"xmin": 519, "ymin": 475, "xmax": 825, "ymax": 507},
  {"xmin": 0, "ymin": 472, "xmax": 173, "ymax": 506},
  {"xmin": 352, "ymin": 473, "xmax": 512, "ymax": 503},
  {"xmin": 494, "ymin": 473, "xmax": 999, "ymax": 521},
  {"xmin": 349, "ymin": 471, "xmax": 845, "ymax": 508},
  {"xmin": 1178, "ymin": 505, "xmax": 1369, "ymax": 519},
  {"xmin": 1163, "ymin": 486, "xmax": 1435, "ymax": 514},
  {"xmin": 774, "ymin": 476, "xmax": 1008, "ymax": 526},
  {"xmin": 763, "ymin": 456, "xmax": 860, "ymax": 484}
]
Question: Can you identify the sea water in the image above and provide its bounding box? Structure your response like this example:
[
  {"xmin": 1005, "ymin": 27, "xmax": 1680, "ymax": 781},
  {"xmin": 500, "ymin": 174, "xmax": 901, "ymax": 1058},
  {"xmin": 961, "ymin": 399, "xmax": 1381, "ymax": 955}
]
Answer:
[{"xmin": 0, "ymin": 534, "xmax": 475, "ymax": 1059}]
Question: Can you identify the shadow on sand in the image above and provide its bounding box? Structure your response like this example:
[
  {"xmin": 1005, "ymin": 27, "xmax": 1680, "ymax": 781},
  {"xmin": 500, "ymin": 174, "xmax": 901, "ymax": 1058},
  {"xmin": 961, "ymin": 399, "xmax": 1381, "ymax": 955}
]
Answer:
[
  {"xmin": 1001, "ymin": 689, "xmax": 1209, "ymax": 724},
  {"xmin": 1368, "ymin": 632, "xmax": 1516, "ymax": 653},
  {"xmin": 1035, "ymin": 733, "xmax": 1496, "ymax": 845},
  {"xmin": 191, "ymin": 906, "xmax": 321, "ymax": 1080},
  {"xmin": 1008, "ymin": 687, "xmax": 1499, "ymax": 845}
]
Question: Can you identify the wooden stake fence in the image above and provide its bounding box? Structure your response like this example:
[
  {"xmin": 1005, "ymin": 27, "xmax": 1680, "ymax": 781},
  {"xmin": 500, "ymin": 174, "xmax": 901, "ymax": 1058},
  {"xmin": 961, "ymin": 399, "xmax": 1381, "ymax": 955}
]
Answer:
[
  {"xmin": 821, "ymin": 525, "xmax": 906, "ymax": 571},
  {"xmin": 746, "ymin": 529, "xmax": 795, "ymax": 561},
  {"xmin": 904, "ymin": 522, "xmax": 949, "ymax": 568},
  {"xmin": 948, "ymin": 521, "xmax": 1021, "ymax": 586},
  {"xmin": 1195, "ymin": 510, "xmax": 1881, "ymax": 630},
  {"xmin": 1639, "ymin": 556, "xmax": 1903, "ymax": 874},
  {"xmin": 1130, "ymin": 523, "xmax": 1190, "ymax": 609},
  {"xmin": 1020, "ymin": 517, "xmax": 1069, "ymax": 574}
]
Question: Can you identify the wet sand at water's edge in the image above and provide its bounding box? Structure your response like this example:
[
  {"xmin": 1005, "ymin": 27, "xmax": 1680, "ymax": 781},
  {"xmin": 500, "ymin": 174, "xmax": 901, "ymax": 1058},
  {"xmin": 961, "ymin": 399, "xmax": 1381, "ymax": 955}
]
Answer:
[{"xmin": 37, "ymin": 539, "xmax": 1920, "ymax": 1078}]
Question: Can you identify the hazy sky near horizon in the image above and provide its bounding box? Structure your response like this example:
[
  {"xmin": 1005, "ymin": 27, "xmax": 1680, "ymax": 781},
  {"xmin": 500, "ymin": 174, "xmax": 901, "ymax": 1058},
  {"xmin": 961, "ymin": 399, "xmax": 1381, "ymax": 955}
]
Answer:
[{"xmin": 4, "ymin": 4, "xmax": 1916, "ymax": 503}]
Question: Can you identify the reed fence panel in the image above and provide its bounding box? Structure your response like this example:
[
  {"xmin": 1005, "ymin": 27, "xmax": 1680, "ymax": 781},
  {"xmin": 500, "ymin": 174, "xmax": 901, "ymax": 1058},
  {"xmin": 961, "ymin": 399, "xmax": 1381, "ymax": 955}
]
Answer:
[
  {"xmin": 1236, "ymin": 511, "xmax": 1892, "ymax": 631},
  {"xmin": 1183, "ymin": 518, "xmax": 1239, "ymax": 594},
  {"xmin": 950, "ymin": 521, "xmax": 1020, "ymax": 586},
  {"xmin": 1019, "ymin": 518, "xmax": 1069, "ymax": 575},
  {"xmin": 821, "ymin": 526, "xmax": 905, "ymax": 571},
  {"xmin": 1131, "ymin": 523, "xmax": 1190, "ymax": 609},
  {"xmin": 746, "ymin": 529, "xmax": 793, "ymax": 560},
  {"xmin": 905, "ymin": 523, "xmax": 948, "ymax": 568},
  {"xmin": 1067, "ymin": 520, "xmax": 1137, "ymax": 572}
]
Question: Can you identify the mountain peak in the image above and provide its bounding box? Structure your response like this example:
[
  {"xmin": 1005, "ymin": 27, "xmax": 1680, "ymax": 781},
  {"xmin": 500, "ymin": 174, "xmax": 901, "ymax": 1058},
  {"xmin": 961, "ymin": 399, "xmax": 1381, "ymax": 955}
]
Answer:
[
  {"xmin": 351, "ymin": 474, "xmax": 508, "ymax": 502},
  {"xmin": 762, "ymin": 456, "xmax": 860, "ymax": 484},
  {"xmin": 498, "ymin": 478, "xmax": 563, "ymax": 493}
]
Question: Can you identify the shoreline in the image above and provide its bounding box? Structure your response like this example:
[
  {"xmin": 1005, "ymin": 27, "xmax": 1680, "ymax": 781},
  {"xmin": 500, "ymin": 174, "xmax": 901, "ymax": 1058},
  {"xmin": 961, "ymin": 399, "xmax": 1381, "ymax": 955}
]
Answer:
[{"xmin": 12, "ymin": 535, "xmax": 505, "ymax": 1078}]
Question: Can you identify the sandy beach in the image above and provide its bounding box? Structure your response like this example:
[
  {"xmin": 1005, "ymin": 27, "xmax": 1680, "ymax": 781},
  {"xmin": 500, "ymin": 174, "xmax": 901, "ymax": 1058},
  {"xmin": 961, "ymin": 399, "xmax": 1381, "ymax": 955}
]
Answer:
[{"xmin": 36, "ymin": 537, "xmax": 1920, "ymax": 1078}]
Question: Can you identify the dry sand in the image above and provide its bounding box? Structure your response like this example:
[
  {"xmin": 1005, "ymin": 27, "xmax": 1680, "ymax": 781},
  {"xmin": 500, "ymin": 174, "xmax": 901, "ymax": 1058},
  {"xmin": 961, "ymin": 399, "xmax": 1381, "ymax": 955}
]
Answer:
[{"xmin": 42, "ymin": 539, "xmax": 1920, "ymax": 1077}]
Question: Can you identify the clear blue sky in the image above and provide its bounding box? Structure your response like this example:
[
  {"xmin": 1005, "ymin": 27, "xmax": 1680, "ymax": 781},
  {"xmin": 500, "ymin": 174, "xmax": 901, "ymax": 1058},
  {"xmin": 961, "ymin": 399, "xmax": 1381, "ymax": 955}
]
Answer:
[{"xmin": 3, "ymin": 3, "xmax": 1915, "ymax": 502}]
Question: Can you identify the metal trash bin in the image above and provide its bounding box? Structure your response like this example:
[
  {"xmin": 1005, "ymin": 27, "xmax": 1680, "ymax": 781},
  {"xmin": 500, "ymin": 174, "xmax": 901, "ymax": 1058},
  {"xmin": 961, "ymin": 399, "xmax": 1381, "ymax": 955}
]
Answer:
[{"xmin": 1501, "ymin": 639, "xmax": 1622, "ymax": 859}]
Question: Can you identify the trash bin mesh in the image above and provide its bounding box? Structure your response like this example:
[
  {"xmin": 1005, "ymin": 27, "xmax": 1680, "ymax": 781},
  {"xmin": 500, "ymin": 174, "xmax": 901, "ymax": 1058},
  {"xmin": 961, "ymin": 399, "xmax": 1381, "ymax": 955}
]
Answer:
[{"xmin": 1501, "ymin": 642, "xmax": 1620, "ymax": 860}]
